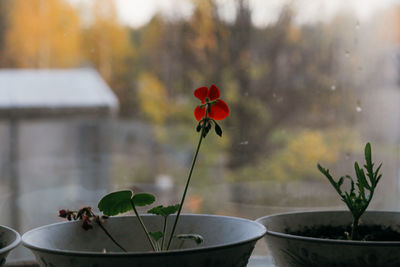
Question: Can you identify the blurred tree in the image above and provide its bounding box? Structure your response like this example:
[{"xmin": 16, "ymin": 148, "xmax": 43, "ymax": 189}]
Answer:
[
  {"xmin": 231, "ymin": 128, "xmax": 361, "ymax": 182},
  {"xmin": 83, "ymin": 0, "xmax": 133, "ymax": 82},
  {"xmin": 186, "ymin": 0, "xmax": 228, "ymax": 84},
  {"xmin": 137, "ymin": 72, "xmax": 169, "ymax": 124},
  {"xmin": 0, "ymin": 0, "xmax": 11, "ymax": 67},
  {"xmin": 226, "ymin": 0, "xmax": 259, "ymax": 170},
  {"xmin": 82, "ymin": 0, "xmax": 136, "ymax": 116},
  {"xmin": 137, "ymin": 16, "xmax": 165, "ymax": 79},
  {"xmin": 264, "ymin": 130, "xmax": 338, "ymax": 181},
  {"xmin": 133, "ymin": 15, "xmax": 188, "ymax": 121},
  {"xmin": 225, "ymin": 3, "xmax": 362, "ymax": 181},
  {"xmin": 127, "ymin": 1, "xmax": 363, "ymax": 185},
  {"xmin": 4, "ymin": 0, "xmax": 81, "ymax": 67}
]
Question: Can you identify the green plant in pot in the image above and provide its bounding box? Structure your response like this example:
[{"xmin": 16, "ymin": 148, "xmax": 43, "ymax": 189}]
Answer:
[
  {"xmin": 257, "ymin": 143, "xmax": 400, "ymax": 267},
  {"xmin": 22, "ymin": 85, "xmax": 266, "ymax": 267},
  {"xmin": 317, "ymin": 142, "xmax": 382, "ymax": 241}
]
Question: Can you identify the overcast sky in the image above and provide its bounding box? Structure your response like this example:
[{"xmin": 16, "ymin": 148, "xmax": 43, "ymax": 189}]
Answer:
[{"xmin": 69, "ymin": 0, "xmax": 399, "ymax": 28}]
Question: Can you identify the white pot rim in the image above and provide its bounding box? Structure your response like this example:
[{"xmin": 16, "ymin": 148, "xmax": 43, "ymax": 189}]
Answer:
[
  {"xmin": 22, "ymin": 213, "xmax": 266, "ymax": 256},
  {"xmin": 256, "ymin": 210, "xmax": 400, "ymax": 246},
  {"xmin": 0, "ymin": 225, "xmax": 21, "ymax": 254}
]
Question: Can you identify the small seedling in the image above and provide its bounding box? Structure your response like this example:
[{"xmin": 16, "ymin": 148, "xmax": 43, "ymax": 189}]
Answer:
[{"xmin": 317, "ymin": 143, "xmax": 382, "ymax": 240}]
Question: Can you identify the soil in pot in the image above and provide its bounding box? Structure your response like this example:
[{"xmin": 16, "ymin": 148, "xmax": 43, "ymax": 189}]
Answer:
[{"xmin": 286, "ymin": 224, "xmax": 400, "ymax": 241}]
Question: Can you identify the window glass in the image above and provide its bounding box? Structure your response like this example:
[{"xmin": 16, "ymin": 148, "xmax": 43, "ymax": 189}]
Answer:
[{"xmin": 0, "ymin": 0, "xmax": 398, "ymax": 260}]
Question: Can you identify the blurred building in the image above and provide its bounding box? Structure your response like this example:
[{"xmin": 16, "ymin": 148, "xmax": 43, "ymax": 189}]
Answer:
[{"xmin": 0, "ymin": 68, "xmax": 118, "ymax": 234}]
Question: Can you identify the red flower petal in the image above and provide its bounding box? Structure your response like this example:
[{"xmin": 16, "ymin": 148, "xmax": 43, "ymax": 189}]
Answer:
[
  {"xmin": 209, "ymin": 99, "xmax": 229, "ymax": 120},
  {"xmin": 194, "ymin": 106, "xmax": 206, "ymax": 121},
  {"xmin": 194, "ymin": 87, "xmax": 208, "ymax": 103},
  {"xmin": 208, "ymin": 84, "xmax": 220, "ymax": 101}
]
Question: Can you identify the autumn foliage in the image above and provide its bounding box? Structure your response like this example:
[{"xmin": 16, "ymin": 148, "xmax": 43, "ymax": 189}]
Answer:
[{"xmin": 0, "ymin": 0, "xmax": 391, "ymax": 185}]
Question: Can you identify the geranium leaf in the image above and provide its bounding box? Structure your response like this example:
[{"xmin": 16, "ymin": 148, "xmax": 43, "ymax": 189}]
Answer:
[
  {"xmin": 149, "ymin": 231, "xmax": 163, "ymax": 242},
  {"xmin": 148, "ymin": 204, "xmax": 180, "ymax": 217},
  {"xmin": 162, "ymin": 204, "xmax": 180, "ymax": 216},
  {"xmin": 147, "ymin": 205, "xmax": 163, "ymax": 216},
  {"xmin": 98, "ymin": 190, "xmax": 133, "ymax": 216},
  {"xmin": 132, "ymin": 193, "xmax": 156, "ymax": 206}
]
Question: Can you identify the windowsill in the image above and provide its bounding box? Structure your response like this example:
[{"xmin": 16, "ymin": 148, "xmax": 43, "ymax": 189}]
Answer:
[
  {"xmin": 5, "ymin": 262, "xmax": 38, "ymax": 267},
  {"xmin": 247, "ymin": 256, "xmax": 274, "ymax": 266},
  {"xmin": 4, "ymin": 256, "xmax": 275, "ymax": 267}
]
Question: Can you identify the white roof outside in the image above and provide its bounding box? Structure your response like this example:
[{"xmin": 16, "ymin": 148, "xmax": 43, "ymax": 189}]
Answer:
[{"xmin": 0, "ymin": 68, "xmax": 119, "ymax": 117}]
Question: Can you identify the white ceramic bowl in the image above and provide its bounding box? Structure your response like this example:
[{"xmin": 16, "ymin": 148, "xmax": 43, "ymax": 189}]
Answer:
[
  {"xmin": 257, "ymin": 210, "xmax": 400, "ymax": 267},
  {"xmin": 0, "ymin": 225, "xmax": 21, "ymax": 266},
  {"xmin": 23, "ymin": 214, "xmax": 266, "ymax": 267}
]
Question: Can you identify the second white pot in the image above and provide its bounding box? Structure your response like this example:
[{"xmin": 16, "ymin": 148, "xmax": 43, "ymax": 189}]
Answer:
[{"xmin": 257, "ymin": 210, "xmax": 400, "ymax": 267}]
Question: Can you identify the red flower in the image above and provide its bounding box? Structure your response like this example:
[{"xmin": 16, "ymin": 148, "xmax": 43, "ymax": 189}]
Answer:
[{"xmin": 194, "ymin": 84, "xmax": 229, "ymax": 121}]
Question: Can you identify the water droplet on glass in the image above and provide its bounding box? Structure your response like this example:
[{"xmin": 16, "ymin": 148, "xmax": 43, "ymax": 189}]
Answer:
[
  {"xmin": 345, "ymin": 153, "xmax": 350, "ymax": 160},
  {"xmin": 330, "ymin": 85, "xmax": 336, "ymax": 91},
  {"xmin": 356, "ymin": 106, "xmax": 362, "ymax": 112},
  {"xmin": 240, "ymin": 141, "xmax": 249, "ymax": 145},
  {"xmin": 355, "ymin": 21, "xmax": 360, "ymax": 30},
  {"xmin": 345, "ymin": 51, "xmax": 350, "ymax": 58}
]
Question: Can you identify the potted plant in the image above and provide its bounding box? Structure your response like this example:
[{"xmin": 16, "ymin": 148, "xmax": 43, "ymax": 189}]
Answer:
[
  {"xmin": 257, "ymin": 143, "xmax": 400, "ymax": 267},
  {"xmin": 22, "ymin": 85, "xmax": 266, "ymax": 267},
  {"xmin": 0, "ymin": 225, "xmax": 21, "ymax": 266}
]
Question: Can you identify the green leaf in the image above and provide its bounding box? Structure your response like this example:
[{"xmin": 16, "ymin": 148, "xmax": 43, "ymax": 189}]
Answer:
[
  {"xmin": 355, "ymin": 162, "xmax": 370, "ymax": 190},
  {"xmin": 214, "ymin": 122, "xmax": 222, "ymax": 137},
  {"xmin": 132, "ymin": 193, "xmax": 156, "ymax": 206},
  {"xmin": 318, "ymin": 163, "xmax": 342, "ymax": 194},
  {"xmin": 348, "ymin": 176, "xmax": 355, "ymax": 195},
  {"xmin": 374, "ymin": 163, "xmax": 382, "ymax": 177},
  {"xmin": 148, "ymin": 204, "xmax": 180, "ymax": 218},
  {"xmin": 175, "ymin": 234, "xmax": 204, "ymax": 245},
  {"xmin": 365, "ymin": 143, "xmax": 371, "ymax": 165},
  {"xmin": 373, "ymin": 163, "xmax": 382, "ymax": 185},
  {"xmin": 337, "ymin": 176, "xmax": 344, "ymax": 187},
  {"xmin": 376, "ymin": 174, "xmax": 382, "ymax": 184},
  {"xmin": 149, "ymin": 231, "xmax": 163, "ymax": 242},
  {"xmin": 364, "ymin": 143, "xmax": 375, "ymax": 177},
  {"xmin": 317, "ymin": 164, "xmax": 332, "ymax": 181},
  {"xmin": 98, "ymin": 190, "xmax": 133, "ymax": 216},
  {"xmin": 148, "ymin": 205, "xmax": 162, "ymax": 215}
]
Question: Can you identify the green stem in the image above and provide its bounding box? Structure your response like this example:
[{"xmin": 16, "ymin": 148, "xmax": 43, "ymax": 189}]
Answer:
[
  {"xmin": 350, "ymin": 189, "xmax": 374, "ymax": 240},
  {"xmin": 351, "ymin": 216, "xmax": 360, "ymax": 240},
  {"xmin": 161, "ymin": 216, "xmax": 167, "ymax": 251},
  {"xmin": 95, "ymin": 217, "xmax": 127, "ymax": 252},
  {"xmin": 131, "ymin": 200, "xmax": 156, "ymax": 251},
  {"xmin": 166, "ymin": 118, "xmax": 207, "ymax": 250},
  {"xmin": 154, "ymin": 240, "xmax": 160, "ymax": 251}
]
